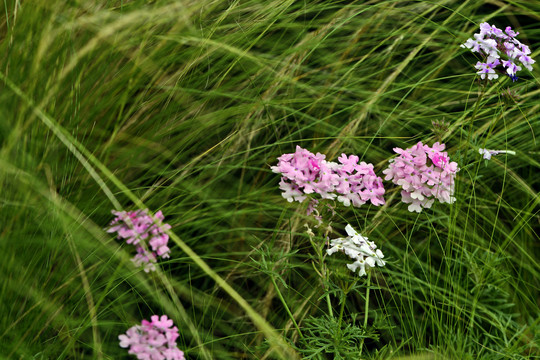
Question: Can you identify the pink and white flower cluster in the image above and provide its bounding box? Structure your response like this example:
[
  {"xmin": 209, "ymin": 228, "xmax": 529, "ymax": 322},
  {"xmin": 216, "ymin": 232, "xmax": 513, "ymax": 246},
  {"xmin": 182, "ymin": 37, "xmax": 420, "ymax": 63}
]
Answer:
[
  {"xmin": 327, "ymin": 224, "xmax": 385, "ymax": 276},
  {"xmin": 382, "ymin": 142, "xmax": 459, "ymax": 213},
  {"xmin": 271, "ymin": 146, "xmax": 385, "ymax": 208},
  {"xmin": 461, "ymin": 22, "xmax": 535, "ymax": 81},
  {"xmin": 119, "ymin": 315, "xmax": 185, "ymax": 360},
  {"xmin": 108, "ymin": 209, "xmax": 172, "ymax": 272}
]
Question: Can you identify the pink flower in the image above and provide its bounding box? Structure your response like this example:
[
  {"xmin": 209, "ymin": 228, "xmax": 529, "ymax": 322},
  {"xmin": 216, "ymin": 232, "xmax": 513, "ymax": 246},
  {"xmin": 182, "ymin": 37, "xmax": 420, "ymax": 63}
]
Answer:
[
  {"xmin": 337, "ymin": 154, "xmax": 360, "ymax": 173},
  {"xmin": 306, "ymin": 198, "xmax": 319, "ymax": 216},
  {"xmin": 119, "ymin": 315, "xmax": 185, "ymax": 360},
  {"xmin": 382, "ymin": 142, "xmax": 459, "ymax": 213},
  {"xmin": 431, "ymin": 152, "xmax": 448, "ymax": 168},
  {"xmin": 271, "ymin": 146, "xmax": 385, "ymax": 212},
  {"xmin": 107, "ymin": 209, "xmax": 172, "ymax": 272}
]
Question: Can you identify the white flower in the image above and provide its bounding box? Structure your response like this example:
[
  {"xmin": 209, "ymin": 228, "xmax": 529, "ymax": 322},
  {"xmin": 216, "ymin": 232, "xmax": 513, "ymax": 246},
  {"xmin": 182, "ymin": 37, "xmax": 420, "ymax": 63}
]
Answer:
[
  {"xmin": 278, "ymin": 178, "xmax": 306, "ymax": 202},
  {"xmin": 478, "ymin": 148, "xmax": 493, "ymax": 160},
  {"xmin": 372, "ymin": 249, "xmax": 386, "ymax": 267},
  {"xmin": 344, "ymin": 224, "xmax": 368, "ymax": 242},
  {"xmin": 347, "ymin": 257, "xmax": 375, "ymax": 276},
  {"xmin": 327, "ymin": 224, "xmax": 386, "ymax": 276},
  {"xmin": 479, "ymin": 148, "xmax": 516, "ymax": 160}
]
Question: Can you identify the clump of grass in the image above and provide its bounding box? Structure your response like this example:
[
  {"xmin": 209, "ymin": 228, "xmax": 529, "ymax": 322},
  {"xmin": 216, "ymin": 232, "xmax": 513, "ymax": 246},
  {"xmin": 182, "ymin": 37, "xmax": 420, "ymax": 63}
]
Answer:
[{"xmin": 0, "ymin": 0, "xmax": 538, "ymax": 359}]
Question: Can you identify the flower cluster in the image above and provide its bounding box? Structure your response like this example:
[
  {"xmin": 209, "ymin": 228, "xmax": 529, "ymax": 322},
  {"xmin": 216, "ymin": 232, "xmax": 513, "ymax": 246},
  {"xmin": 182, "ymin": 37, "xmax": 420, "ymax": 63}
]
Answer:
[
  {"xmin": 461, "ymin": 22, "xmax": 535, "ymax": 81},
  {"xmin": 119, "ymin": 315, "xmax": 185, "ymax": 360},
  {"xmin": 327, "ymin": 224, "xmax": 385, "ymax": 276},
  {"xmin": 271, "ymin": 146, "xmax": 385, "ymax": 208},
  {"xmin": 107, "ymin": 209, "xmax": 172, "ymax": 272},
  {"xmin": 383, "ymin": 142, "xmax": 459, "ymax": 213},
  {"xmin": 479, "ymin": 148, "xmax": 516, "ymax": 160}
]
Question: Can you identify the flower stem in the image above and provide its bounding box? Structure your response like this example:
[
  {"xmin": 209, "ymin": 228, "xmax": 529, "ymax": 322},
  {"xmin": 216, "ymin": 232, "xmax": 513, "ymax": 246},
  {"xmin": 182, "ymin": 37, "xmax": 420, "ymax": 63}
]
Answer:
[
  {"xmin": 270, "ymin": 276, "xmax": 304, "ymax": 339},
  {"xmin": 337, "ymin": 290, "xmax": 347, "ymax": 333},
  {"xmin": 326, "ymin": 293, "xmax": 334, "ymax": 318},
  {"xmin": 307, "ymin": 227, "xmax": 334, "ymax": 318},
  {"xmin": 359, "ymin": 272, "xmax": 372, "ymax": 356}
]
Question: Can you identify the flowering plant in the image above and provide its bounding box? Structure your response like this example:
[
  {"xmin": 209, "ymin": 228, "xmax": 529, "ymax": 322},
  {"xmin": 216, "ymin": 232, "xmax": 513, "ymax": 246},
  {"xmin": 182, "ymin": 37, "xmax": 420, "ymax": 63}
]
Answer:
[
  {"xmin": 383, "ymin": 142, "xmax": 459, "ymax": 213},
  {"xmin": 107, "ymin": 209, "xmax": 172, "ymax": 272},
  {"xmin": 461, "ymin": 22, "xmax": 535, "ymax": 81},
  {"xmin": 271, "ymin": 146, "xmax": 385, "ymax": 209},
  {"xmin": 119, "ymin": 315, "xmax": 185, "ymax": 360},
  {"xmin": 478, "ymin": 148, "xmax": 516, "ymax": 160},
  {"xmin": 327, "ymin": 224, "xmax": 385, "ymax": 276}
]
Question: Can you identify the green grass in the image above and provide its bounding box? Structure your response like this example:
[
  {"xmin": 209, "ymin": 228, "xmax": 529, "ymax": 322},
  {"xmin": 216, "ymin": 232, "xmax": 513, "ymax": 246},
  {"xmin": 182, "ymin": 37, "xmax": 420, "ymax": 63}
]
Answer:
[{"xmin": 0, "ymin": 0, "xmax": 538, "ymax": 359}]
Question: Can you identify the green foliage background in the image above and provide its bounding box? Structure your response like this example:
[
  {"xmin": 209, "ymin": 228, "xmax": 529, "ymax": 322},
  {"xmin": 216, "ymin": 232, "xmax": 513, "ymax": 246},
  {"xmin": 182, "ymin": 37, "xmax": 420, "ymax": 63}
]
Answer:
[{"xmin": 0, "ymin": 0, "xmax": 538, "ymax": 359}]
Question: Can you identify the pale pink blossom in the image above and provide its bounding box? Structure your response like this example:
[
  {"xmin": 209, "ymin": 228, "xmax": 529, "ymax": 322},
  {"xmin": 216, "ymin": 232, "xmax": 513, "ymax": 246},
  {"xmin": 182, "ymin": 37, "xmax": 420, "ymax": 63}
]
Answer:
[
  {"xmin": 107, "ymin": 209, "xmax": 172, "ymax": 272},
  {"xmin": 119, "ymin": 315, "xmax": 185, "ymax": 360},
  {"xmin": 383, "ymin": 142, "xmax": 459, "ymax": 213},
  {"xmin": 271, "ymin": 146, "xmax": 385, "ymax": 213}
]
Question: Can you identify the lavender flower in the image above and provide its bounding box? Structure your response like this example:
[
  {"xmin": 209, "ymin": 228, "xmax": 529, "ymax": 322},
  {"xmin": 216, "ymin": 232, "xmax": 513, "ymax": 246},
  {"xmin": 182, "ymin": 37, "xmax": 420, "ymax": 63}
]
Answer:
[
  {"xmin": 107, "ymin": 209, "xmax": 172, "ymax": 272},
  {"xmin": 461, "ymin": 22, "xmax": 535, "ymax": 81}
]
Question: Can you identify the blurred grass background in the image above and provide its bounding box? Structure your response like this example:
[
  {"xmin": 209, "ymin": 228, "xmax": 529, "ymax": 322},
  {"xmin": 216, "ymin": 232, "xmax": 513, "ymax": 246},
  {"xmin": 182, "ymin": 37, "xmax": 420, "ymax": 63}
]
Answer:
[{"xmin": 0, "ymin": 0, "xmax": 538, "ymax": 359}]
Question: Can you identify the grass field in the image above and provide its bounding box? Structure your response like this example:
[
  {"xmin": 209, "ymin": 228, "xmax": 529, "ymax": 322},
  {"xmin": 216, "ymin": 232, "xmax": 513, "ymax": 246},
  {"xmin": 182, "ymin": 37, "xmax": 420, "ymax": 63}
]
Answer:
[{"xmin": 0, "ymin": 0, "xmax": 539, "ymax": 359}]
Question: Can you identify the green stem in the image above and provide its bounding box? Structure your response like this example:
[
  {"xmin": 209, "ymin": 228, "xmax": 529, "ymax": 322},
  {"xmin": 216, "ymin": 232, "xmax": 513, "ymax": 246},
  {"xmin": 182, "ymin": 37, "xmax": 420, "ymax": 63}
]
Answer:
[
  {"xmin": 308, "ymin": 230, "xmax": 334, "ymax": 319},
  {"xmin": 326, "ymin": 293, "xmax": 334, "ymax": 318},
  {"xmin": 270, "ymin": 276, "xmax": 304, "ymax": 339},
  {"xmin": 337, "ymin": 290, "xmax": 347, "ymax": 333},
  {"xmin": 363, "ymin": 273, "xmax": 371, "ymax": 329},
  {"xmin": 359, "ymin": 272, "xmax": 372, "ymax": 357},
  {"xmin": 320, "ymin": 252, "xmax": 333, "ymax": 319}
]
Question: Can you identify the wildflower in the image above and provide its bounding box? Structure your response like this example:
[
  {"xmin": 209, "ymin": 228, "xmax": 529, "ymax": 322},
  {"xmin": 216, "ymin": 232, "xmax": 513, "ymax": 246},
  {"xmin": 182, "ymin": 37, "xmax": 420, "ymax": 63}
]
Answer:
[
  {"xmin": 334, "ymin": 154, "xmax": 386, "ymax": 208},
  {"xmin": 271, "ymin": 146, "xmax": 385, "ymax": 211},
  {"xmin": 478, "ymin": 148, "xmax": 516, "ymax": 160},
  {"xmin": 107, "ymin": 209, "xmax": 172, "ymax": 272},
  {"xmin": 382, "ymin": 142, "xmax": 459, "ymax": 213},
  {"xmin": 461, "ymin": 22, "xmax": 535, "ymax": 81},
  {"xmin": 474, "ymin": 59, "xmax": 499, "ymax": 80},
  {"xmin": 119, "ymin": 315, "xmax": 185, "ymax": 360},
  {"xmin": 306, "ymin": 198, "xmax": 319, "ymax": 216},
  {"xmin": 327, "ymin": 224, "xmax": 385, "ymax": 276}
]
